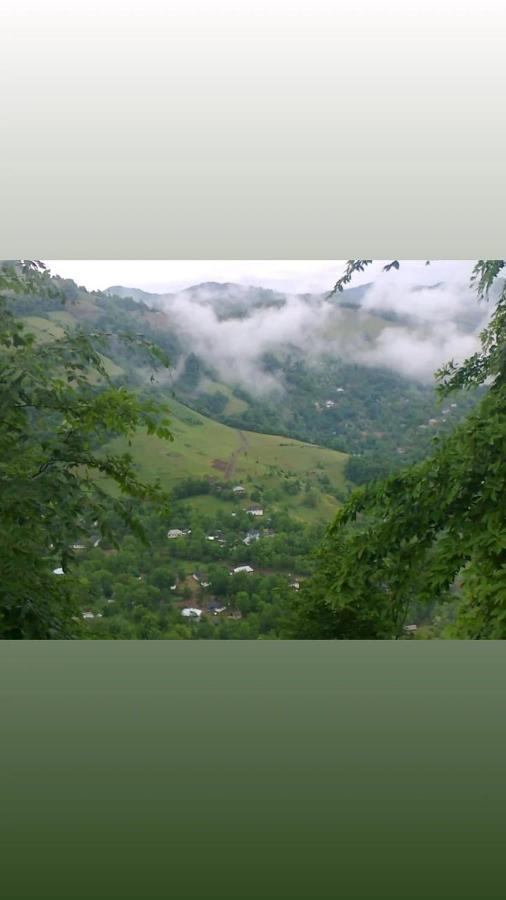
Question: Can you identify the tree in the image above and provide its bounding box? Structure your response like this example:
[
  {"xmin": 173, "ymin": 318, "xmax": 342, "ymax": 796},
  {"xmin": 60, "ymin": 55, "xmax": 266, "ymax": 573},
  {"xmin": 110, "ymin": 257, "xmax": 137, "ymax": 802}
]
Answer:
[
  {"xmin": 0, "ymin": 260, "xmax": 174, "ymax": 638},
  {"xmin": 292, "ymin": 260, "xmax": 506, "ymax": 639}
]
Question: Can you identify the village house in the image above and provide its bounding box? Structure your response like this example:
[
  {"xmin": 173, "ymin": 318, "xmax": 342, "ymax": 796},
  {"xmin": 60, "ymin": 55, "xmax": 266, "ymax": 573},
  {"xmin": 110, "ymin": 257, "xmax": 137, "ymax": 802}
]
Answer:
[
  {"xmin": 207, "ymin": 532, "xmax": 226, "ymax": 543},
  {"xmin": 232, "ymin": 485, "xmax": 246, "ymax": 494},
  {"xmin": 243, "ymin": 530, "xmax": 261, "ymax": 545},
  {"xmin": 167, "ymin": 528, "xmax": 185, "ymax": 539},
  {"xmin": 181, "ymin": 608, "xmax": 202, "ymax": 619},
  {"xmin": 232, "ymin": 565, "xmax": 254, "ymax": 574},
  {"xmin": 245, "ymin": 506, "xmax": 264, "ymax": 517},
  {"xmin": 208, "ymin": 602, "xmax": 227, "ymax": 615},
  {"xmin": 192, "ymin": 572, "xmax": 211, "ymax": 588}
]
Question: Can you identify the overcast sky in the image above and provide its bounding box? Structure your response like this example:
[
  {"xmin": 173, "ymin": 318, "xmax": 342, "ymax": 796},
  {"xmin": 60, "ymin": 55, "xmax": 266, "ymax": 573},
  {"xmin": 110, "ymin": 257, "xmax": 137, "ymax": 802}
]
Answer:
[{"xmin": 44, "ymin": 260, "xmax": 475, "ymax": 296}]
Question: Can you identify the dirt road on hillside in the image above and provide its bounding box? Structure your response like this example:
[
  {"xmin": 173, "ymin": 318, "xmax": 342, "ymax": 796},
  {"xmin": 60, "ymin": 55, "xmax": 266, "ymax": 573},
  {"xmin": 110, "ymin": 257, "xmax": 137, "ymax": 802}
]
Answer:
[{"xmin": 212, "ymin": 430, "xmax": 250, "ymax": 480}]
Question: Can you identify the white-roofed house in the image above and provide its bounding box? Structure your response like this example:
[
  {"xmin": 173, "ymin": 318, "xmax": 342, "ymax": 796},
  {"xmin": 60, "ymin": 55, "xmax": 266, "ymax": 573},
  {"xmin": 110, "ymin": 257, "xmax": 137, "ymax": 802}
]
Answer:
[{"xmin": 181, "ymin": 608, "xmax": 202, "ymax": 619}]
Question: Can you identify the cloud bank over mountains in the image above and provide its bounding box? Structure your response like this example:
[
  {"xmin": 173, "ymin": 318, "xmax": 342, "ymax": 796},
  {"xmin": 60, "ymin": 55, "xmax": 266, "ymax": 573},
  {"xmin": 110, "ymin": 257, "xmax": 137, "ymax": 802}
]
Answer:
[
  {"xmin": 349, "ymin": 270, "xmax": 490, "ymax": 381},
  {"xmin": 47, "ymin": 259, "xmax": 491, "ymax": 389},
  {"xmin": 134, "ymin": 262, "xmax": 491, "ymax": 388}
]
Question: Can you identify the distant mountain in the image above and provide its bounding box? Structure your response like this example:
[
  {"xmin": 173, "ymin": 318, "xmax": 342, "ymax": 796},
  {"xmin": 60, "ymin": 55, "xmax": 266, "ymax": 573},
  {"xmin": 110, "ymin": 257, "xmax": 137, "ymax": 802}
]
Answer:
[
  {"xmin": 106, "ymin": 285, "xmax": 174, "ymax": 306},
  {"xmin": 106, "ymin": 280, "xmax": 377, "ymax": 321},
  {"xmin": 107, "ymin": 281, "xmax": 291, "ymax": 320}
]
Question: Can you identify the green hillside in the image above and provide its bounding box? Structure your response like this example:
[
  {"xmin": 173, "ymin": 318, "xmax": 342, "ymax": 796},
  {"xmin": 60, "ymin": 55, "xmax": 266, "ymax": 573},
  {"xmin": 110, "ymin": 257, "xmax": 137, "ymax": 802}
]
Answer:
[{"xmin": 106, "ymin": 397, "xmax": 348, "ymax": 523}]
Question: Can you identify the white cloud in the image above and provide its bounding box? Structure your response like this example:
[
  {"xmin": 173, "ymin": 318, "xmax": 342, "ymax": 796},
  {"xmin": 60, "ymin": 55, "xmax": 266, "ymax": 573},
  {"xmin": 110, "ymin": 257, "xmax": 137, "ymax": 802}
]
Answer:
[
  {"xmin": 43, "ymin": 259, "xmax": 489, "ymax": 386},
  {"xmin": 356, "ymin": 325, "xmax": 482, "ymax": 381}
]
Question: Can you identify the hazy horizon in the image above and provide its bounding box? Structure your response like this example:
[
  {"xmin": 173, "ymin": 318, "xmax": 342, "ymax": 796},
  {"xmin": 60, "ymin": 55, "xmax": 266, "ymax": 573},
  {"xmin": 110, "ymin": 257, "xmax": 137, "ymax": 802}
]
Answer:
[{"xmin": 45, "ymin": 260, "xmax": 475, "ymax": 297}]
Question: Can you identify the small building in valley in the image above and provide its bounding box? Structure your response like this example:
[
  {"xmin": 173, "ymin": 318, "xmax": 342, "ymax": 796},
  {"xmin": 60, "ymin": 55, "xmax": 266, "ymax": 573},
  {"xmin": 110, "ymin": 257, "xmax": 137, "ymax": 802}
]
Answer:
[{"xmin": 181, "ymin": 607, "xmax": 202, "ymax": 619}]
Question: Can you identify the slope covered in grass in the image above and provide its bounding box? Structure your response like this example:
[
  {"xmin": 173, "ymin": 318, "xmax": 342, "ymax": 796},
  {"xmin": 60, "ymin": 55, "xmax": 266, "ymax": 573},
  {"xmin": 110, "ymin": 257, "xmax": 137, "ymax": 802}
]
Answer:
[{"xmin": 106, "ymin": 397, "xmax": 348, "ymax": 521}]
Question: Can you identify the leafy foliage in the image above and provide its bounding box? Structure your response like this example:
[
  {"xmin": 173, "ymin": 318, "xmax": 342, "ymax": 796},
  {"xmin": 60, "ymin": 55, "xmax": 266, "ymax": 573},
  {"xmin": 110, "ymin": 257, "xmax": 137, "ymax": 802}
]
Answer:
[
  {"xmin": 0, "ymin": 261, "xmax": 173, "ymax": 638},
  {"xmin": 293, "ymin": 260, "xmax": 506, "ymax": 639}
]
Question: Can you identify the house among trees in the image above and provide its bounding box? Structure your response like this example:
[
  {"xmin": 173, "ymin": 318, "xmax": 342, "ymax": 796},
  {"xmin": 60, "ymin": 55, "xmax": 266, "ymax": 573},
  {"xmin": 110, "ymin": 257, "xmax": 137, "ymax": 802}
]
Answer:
[
  {"xmin": 167, "ymin": 528, "xmax": 185, "ymax": 539},
  {"xmin": 232, "ymin": 485, "xmax": 246, "ymax": 494},
  {"xmin": 245, "ymin": 506, "xmax": 264, "ymax": 517},
  {"xmin": 181, "ymin": 607, "xmax": 202, "ymax": 619},
  {"xmin": 208, "ymin": 603, "xmax": 227, "ymax": 615},
  {"xmin": 232, "ymin": 565, "xmax": 254, "ymax": 574},
  {"xmin": 192, "ymin": 572, "xmax": 211, "ymax": 587}
]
